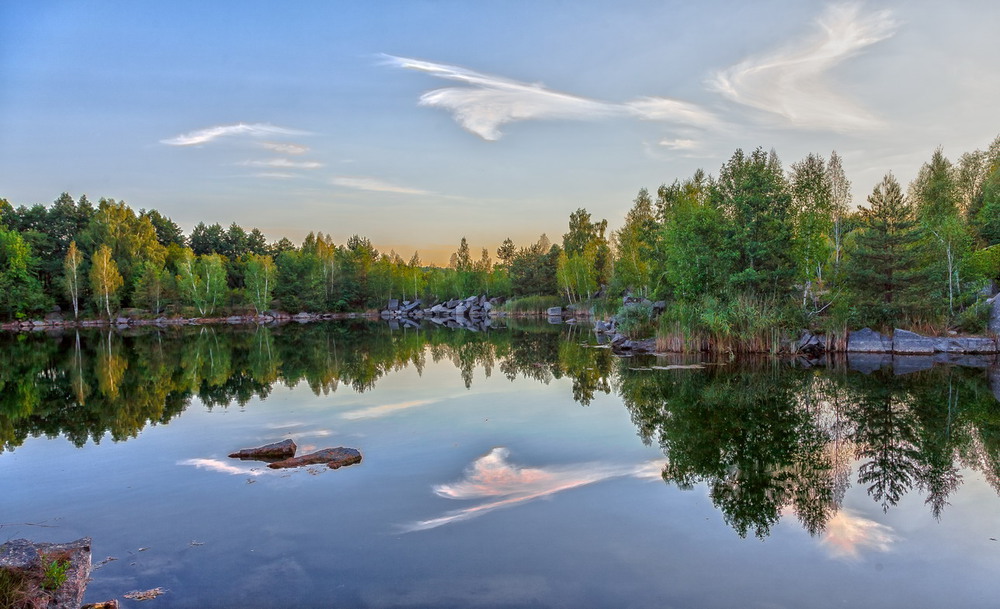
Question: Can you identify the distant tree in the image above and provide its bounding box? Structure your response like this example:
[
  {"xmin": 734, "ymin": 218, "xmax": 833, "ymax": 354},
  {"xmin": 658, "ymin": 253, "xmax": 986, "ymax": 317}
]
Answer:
[
  {"xmin": 188, "ymin": 222, "xmax": 226, "ymax": 256},
  {"xmin": 496, "ymin": 238, "xmax": 516, "ymax": 268},
  {"xmin": 134, "ymin": 259, "xmax": 171, "ymax": 314},
  {"xmin": 656, "ymin": 176, "xmax": 726, "ymax": 302},
  {"xmin": 0, "ymin": 227, "xmax": 49, "ymax": 319},
  {"xmin": 562, "ymin": 208, "xmax": 611, "ymax": 286},
  {"xmin": 176, "ymin": 250, "xmax": 227, "ymax": 316},
  {"xmin": 826, "ymin": 151, "xmax": 852, "ymax": 272},
  {"xmin": 612, "ymin": 188, "xmax": 656, "ymax": 296},
  {"xmin": 90, "ymin": 244, "xmax": 123, "ymax": 318},
  {"xmin": 140, "ymin": 209, "xmax": 185, "ymax": 247},
  {"xmin": 789, "ymin": 153, "xmax": 833, "ymax": 310},
  {"xmin": 975, "ymin": 168, "xmax": 1000, "ymax": 246}
]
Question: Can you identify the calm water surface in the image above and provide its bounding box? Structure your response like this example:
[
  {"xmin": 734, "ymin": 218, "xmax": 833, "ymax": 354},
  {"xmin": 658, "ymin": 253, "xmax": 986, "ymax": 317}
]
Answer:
[{"xmin": 2, "ymin": 321, "xmax": 1000, "ymax": 608}]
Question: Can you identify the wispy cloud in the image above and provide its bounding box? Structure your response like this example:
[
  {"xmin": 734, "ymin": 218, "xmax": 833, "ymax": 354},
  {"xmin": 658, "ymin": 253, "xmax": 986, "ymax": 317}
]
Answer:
[
  {"xmin": 820, "ymin": 509, "xmax": 896, "ymax": 559},
  {"xmin": 241, "ymin": 158, "xmax": 324, "ymax": 169},
  {"xmin": 260, "ymin": 142, "xmax": 309, "ymax": 155},
  {"xmin": 658, "ymin": 138, "xmax": 699, "ymax": 151},
  {"xmin": 400, "ymin": 447, "xmax": 663, "ymax": 532},
  {"xmin": 332, "ymin": 176, "xmax": 431, "ymax": 195},
  {"xmin": 161, "ymin": 123, "xmax": 307, "ymax": 146},
  {"xmin": 383, "ymin": 54, "xmax": 716, "ymax": 141},
  {"xmin": 709, "ymin": 3, "xmax": 896, "ymax": 131}
]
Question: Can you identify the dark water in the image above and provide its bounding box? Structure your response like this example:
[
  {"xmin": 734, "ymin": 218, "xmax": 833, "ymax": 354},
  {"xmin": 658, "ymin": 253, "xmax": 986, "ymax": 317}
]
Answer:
[{"xmin": 2, "ymin": 321, "xmax": 1000, "ymax": 608}]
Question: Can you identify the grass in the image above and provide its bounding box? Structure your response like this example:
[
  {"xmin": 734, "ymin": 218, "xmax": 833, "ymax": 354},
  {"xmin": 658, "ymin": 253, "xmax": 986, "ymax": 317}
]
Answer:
[
  {"xmin": 40, "ymin": 556, "xmax": 69, "ymax": 592},
  {"xmin": 0, "ymin": 568, "xmax": 44, "ymax": 609}
]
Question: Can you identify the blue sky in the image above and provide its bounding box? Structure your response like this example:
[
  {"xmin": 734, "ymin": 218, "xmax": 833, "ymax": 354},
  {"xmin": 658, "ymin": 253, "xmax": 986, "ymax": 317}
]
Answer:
[{"xmin": 2, "ymin": 1, "xmax": 997, "ymax": 264}]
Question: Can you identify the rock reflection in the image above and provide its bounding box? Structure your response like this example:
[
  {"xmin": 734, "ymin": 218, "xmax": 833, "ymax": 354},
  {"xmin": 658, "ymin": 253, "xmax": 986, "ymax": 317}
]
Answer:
[{"xmin": 401, "ymin": 447, "xmax": 663, "ymax": 532}]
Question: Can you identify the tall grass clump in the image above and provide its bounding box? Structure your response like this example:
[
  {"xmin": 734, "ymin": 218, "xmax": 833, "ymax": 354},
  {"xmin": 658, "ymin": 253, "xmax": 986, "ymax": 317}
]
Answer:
[
  {"xmin": 656, "ymin": 294, "xmax": 794, "ymax": 353},
  {"xmin": 615, "ymin": 301, "xmax": 656, "ymax": 338},
  {"xmin": 500, "ymin": 295, "xmax": 563, "ymax": 315}
]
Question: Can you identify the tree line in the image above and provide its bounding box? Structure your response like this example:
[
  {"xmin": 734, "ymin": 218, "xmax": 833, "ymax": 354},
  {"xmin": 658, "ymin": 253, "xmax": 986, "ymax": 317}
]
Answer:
[{"xmin": 2, "ymin": 136, "xmax": 999, "ymax": 334}]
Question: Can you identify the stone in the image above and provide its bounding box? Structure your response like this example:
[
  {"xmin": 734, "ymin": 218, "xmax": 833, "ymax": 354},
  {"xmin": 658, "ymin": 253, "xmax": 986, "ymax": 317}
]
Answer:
[
  {"xmin": 797, "ymin": 331, "xmax": 825, "ymax": 355},
  {"xmin": 547, "ymin": 307, "xmax": 562, "ymax": 317},
  {"xmin": 83, "ymin": 601, "xmax": 120, "ymax": 609},
  {"xmin": 892, "ymin": 329, "xmax": 935, "ymax": 354},
  {"xmin": 387, "ymin": 299, "xmax": 399, "ymax": 311},
  {"xmin": 935, "ymin": 336, "xmax": 999, "ymax": 353},
  {"xmin": 0, "ymin": 537, "xmax": 92, "ymax": 609},
  {"xmin": 990, "ymin": 297, "xmax": 1000, "ymax": 335},
  {"xmin": 229, "ymin": 439, "xmax": 297, "ymax": 461},
  {"xmin": 268, "ymin": 447, "xmax": 362, "ymax": 470},
  {"xmin": 847, "ymin": 328, "xmax": 892, "ymax": 352},
  {"xmin": 454, "ymin": 304, "xmax": 468, "ymax": 316}
]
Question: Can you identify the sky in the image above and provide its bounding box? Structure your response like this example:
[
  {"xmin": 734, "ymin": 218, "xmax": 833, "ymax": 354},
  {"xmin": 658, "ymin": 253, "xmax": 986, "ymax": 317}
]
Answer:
[{"xmin": 1, "ymin": 0, "xmax": 998, "ymax": 265}]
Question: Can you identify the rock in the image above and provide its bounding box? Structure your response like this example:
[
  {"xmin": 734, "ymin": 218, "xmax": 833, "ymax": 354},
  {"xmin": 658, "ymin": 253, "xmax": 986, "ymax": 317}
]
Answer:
[
  {"xmin": 0, "ymin": 537, "xmax": 92, "ymax": 609},
  {"xmin": 229, "ymin": 439, "xmax": 297, "ymax": 461},
  {"xmin": 892, "ymin": 329, "xmax": 935, "ymax": 354},
  {"xmin": 401, "ymin": 300, "xmax": 421, "ymax": 313},
  {"xmin": 387, "ymin": 298, "xmax": 399, "ymax": 311},
  {"xmin": 83, "ymin": 601, "xmax": 120, "ymax": 609},
  {"xmin": 935, "ymin": 336, "xmax": 999, "ymax": 353},
  {"xmin": 547, "ymin": 307, "xmax": 562, "ymax": 317},
  {"xmin": 268, "ymin": 447, "xmax": 362, "ymax": 470},
  {"xmin": 594, "ymin": 320, "xmax": 612, "ymax": 334},
  {"xmin": 990, "ymin": 297, "xmax": 1000, "ymax": 335},
  {"xmin": 797, "ymin": 331, "xmax": 825, "ymax": 355},
  {"xmin": 847, "ymin": 328, "xmax": 892, "ymax": 352},
  {"xmin": 454, "ymin": 304, "xmax": 468, "ymax": 316}
]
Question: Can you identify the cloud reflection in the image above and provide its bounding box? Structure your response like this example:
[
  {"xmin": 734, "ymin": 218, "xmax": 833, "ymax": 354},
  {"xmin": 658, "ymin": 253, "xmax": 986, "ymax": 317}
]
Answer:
[
  {"xmin": 179, "ymin": 458, "xmax": 265, "ymax": 477},
  {"xmin": 820, "ymin": 509, "xmax": 896, "ymax": 559},
  {"xmin": 401, "ymin": 447, "xmax": 664, "ymax": 532},
  {"xmin": 341, "ymin": 399, "xmax": 438, "ymax": 420}
]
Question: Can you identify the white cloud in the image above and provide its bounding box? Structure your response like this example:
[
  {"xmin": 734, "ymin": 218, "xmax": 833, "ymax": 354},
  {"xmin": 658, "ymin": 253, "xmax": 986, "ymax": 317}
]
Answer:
[
  {"xmin": 161, "ymin": 123, "xmax": 307, "ymax": 146},
  {"xmin": 400, "ymin": 447, "xmax": 664, "ymax": 532},
  {"xmin": 332, "ymin": 176, "xmax": 431, "ymax": 195},
  {"xmin": 709, "ymin": 3, "xmax": 897, "ymax": 131},
  {"xmin": 383, "ymin": 54, "xmax": 715, "ymax": 141},
  {"xmin": 260, "ymin": 142, "xmax": 309, "ymax": 155},
  {"xmin": 658, "ymin": 138, "xmax": 699, "ymax": 150},
  {"xmin": 242, "ymin": 158, "xmax": 323, "ymax": 169}
]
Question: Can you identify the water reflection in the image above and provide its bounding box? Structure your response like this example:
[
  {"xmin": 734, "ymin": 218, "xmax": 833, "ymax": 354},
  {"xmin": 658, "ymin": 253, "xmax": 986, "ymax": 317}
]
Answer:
[
  {"xmin": 2, "ymin": 321, "xmax": 999, "ymax": 541},
  {"xmin": 401, "ymin": 447, "xmax": 663, "ymax": 532}
]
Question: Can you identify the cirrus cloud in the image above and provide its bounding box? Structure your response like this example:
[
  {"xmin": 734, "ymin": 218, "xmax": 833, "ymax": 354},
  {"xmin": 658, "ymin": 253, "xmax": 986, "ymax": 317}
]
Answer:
[
  {"xmin": 383, "ymin": 54, "xmax": 717, "ymax": 141},
  {"xmin": 332, "ymin": 175, "xmax": 431, "ymax": 195},
  {"xmin": 709, "ymin": 3, "xmax": 897, "ymax": 132},
  {"xmin": 161, "ymin": 122, "xmax": 307, "ymax": 146}
]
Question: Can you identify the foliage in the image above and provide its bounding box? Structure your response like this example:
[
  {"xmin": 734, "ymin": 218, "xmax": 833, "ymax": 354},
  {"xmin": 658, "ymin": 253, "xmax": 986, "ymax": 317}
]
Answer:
[
  {"xmin": 40, "ymin": 557, "xmax": 70, "ymax": 591},
  {"xmin": 500, "ymin": 295, "xmax": 563, "ymax": 314},
  {"xmin": 615, "ymin": 301, "xmax": 656, "ymax": 338}
]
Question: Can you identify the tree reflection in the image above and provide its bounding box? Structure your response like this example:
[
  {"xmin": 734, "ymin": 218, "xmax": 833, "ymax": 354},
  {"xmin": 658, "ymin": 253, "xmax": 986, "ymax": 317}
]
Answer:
[
  {"xmin": 1, "ymin": 323, "xmax": 998, "ymax": 540},
  {"xmin": 620, "ymin": 357, "xmax": 1000, "ymax": 537}
]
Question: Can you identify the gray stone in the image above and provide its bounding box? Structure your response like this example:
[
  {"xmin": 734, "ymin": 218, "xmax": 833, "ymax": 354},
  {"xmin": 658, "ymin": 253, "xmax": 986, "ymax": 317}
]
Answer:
[
  {"xmin": 1, "ymin": 537, "xmax": 92, "ymax": 609},
  {"xmin": 990, "ymin": 297, "xmax": 1000, "ymax": 335},
  {"xmin": 269, "ymin": 447, "xmax": 362, "ymax": 470},
  {"xmin": 935, "ymin": 336, "xmax": 999, "ymax": 354},
  {"xmin": 547, "ymin": 307, "xmax": 562, "ymax": 317},
  {"xmin": 847, "ymin": 328, "xmax": 892, "ymax": 352},
  {"xmin": 892, "ymin": 329, "xmax": 935, "ymax": 354},
  {"xmin": 387, "ymin": 299, "xmax": 399, "ymax": 311},
  {"xmin": 454, "ymin": 304, "xmax": 468, "ymax": 316},
  {"xmin": 229, "ymin": 439, "xmax": 297, "ymax": 461}
]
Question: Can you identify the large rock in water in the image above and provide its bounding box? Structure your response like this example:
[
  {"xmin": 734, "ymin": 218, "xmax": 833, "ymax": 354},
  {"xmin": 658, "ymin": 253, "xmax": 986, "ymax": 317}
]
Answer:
[
  {"xmin": 0, "ymin": 538, "xmax": 91, "ymax": 609},
  {"xmin": 229, "ymin": 439, "xmax": 297, "ymax": 461},
  {"xmin": 847, "ymin": 328, "xmax": 892, "ymax": 352},
  {"xmin": 892, "ymin": 329, "xmax": 935, "ymax": 354},
  {"xmin": 268, "ymin": 447, "xmax": 362, "ymax": 470}
]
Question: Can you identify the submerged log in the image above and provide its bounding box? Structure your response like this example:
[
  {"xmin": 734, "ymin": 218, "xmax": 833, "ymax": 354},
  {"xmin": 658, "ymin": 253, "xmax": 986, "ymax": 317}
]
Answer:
[
  {"xmin": 229, "ymin": 439, "xmax": 297, "ymax": 461},
  {"xmin": 268, "ymin": 447, "xmax": 362, "ymax": 470}
]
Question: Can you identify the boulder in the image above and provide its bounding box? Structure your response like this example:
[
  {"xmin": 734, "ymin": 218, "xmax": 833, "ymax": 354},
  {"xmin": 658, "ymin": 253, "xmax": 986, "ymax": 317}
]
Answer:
[
  {"xmin": 229, "ymin": 439, "xmax": 297, "ymax": 461},
  {"xmin": 268, "ymin": 447, "xmax": 362, "ymax": 470},
  {"xmin": 0, "ymin": 537, "xmax": 92, "ymax": 609},
  {"xmin": 935, "ymin": 336, "xmax": 999, "ymax": 354},
  {"xmin": 547, "ymin": 307, "xmax": 562, "ymax": 317},
  {"xmin": 892, "ymin": 329, "xmax": 935, "ymax": 354},
  {"xmin": 454, "ymin": 304, "xmax": 468, "ymax": 316},
  {"xmin": 990, "ymin": 296, "xmax": 1000, "ymax": 335},
  {"xmin": 387, "ymin": 299, "xmax": 399, "ymax": 311},
  {"xmin": 797, "ymin": 331, "xmax": 825, "ymax": 355},
  {"xmin": 847, "ymin": 328, "xmax": 892, "ymax": 352}
]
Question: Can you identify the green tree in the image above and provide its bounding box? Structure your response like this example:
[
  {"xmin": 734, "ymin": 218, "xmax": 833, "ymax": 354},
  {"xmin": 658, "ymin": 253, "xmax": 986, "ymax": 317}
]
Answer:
[
  {"xmin": 713, "ymin": 148, "xmax": 794, "ymax": 297},
  {"xmin": 0, "ymin": 227, "xmax": 49, "ymax": 319},
  {"xmin": 842, "ymin": 174, "xmax": 931, "ymax": 327},
  {"xmin": 562, "ymin": 209, "xmax": 611, "ymax": 287},
  {"xmin": 789, "ymin": 153, "xmax": 834, "ymax": 311},
  {"xmin": 612, "ymin": 188, "xmax": 657, "ymax": 296},
  {"xmin": 89, "ymin": 244, "xmax": 123, "ymax": 318},
  {"xmin": 176, "ymin": 250, "xmax": 227, "ymax": 316}
]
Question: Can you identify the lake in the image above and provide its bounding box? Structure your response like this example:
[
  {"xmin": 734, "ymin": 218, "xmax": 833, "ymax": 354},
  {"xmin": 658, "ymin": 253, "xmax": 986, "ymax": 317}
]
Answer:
[{"xmin": 2, "ymin": 320, "xmax": 1000, "ymax": 608}]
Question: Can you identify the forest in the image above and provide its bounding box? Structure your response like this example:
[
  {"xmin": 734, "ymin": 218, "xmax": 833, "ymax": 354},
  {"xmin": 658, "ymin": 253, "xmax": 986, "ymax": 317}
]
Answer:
[{"xmin": 1, "ymin": 136, "xmax": 998, "ymax": 348}]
